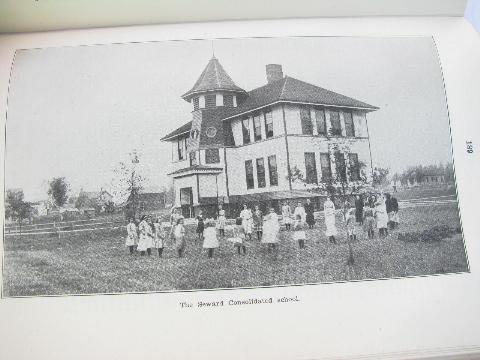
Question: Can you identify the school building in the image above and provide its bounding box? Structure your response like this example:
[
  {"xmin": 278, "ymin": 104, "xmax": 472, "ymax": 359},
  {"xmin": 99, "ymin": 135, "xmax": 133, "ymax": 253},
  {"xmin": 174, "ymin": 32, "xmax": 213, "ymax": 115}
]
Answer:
[{"xmin": 161, "ymin": 56, "xmax": 378, "ymax": 218}]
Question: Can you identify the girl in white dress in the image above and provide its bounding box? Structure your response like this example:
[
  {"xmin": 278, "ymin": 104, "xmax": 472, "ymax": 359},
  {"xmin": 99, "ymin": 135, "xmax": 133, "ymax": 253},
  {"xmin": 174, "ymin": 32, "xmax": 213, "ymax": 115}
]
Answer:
[
  {"xmin": 137, "ymin": 215, "xmax": 154, "ymax": 256},
  {"xmin": 153, "ymin": 218, "xmax": 166, "ymax": 257},
  {"xmin": 174, "ymin": 217, "xmax": 186, "ymax": 258},
  {"xmin": 324, "ymin": 197, "xmax": 337, "ymax": 244},
  {"xmin": 292, "ymin": 214, "xmax": 306, "ymax": 249},
  {"xmin": 202, "ymin": 219, "xmax": 219, "ymax": 258},
  {"xmin": 262, "ymin": 208, "xmax": 280, "ymax": 252},
  {"xmin": 282, "ymin": 202, "xmax": 293, "ymax": 231},
  {"xmin": 125, "ymin": 218, "xmax": 138, "ymax": 254},
  {"xmin": 294, "ymin": 202, "xmax": 307, "ymax": 225},
  {"xmin": 240, "ymin": 204, "xmax": 253, "ymax": 240},
  {"xmin": 169, "ymin": 208, "xmax": 180, "ymax": 240},
  {"xmin": 217, "ymin": 204, "xmax": 226, "ymax": 237},
  {"xmin": 375, "ymin": 194, "xmax": 389, "ymax": 238},
  {"xmin": 227, "ymin": 217, "xmax": 247, "ymax": 255}
]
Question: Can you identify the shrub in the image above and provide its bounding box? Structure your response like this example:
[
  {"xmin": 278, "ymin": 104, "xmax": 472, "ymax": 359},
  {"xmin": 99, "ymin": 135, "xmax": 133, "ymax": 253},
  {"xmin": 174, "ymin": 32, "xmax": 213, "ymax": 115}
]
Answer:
[{"xmin": 398, "ymin": 225, "xmax": 456, "ymax": 243}]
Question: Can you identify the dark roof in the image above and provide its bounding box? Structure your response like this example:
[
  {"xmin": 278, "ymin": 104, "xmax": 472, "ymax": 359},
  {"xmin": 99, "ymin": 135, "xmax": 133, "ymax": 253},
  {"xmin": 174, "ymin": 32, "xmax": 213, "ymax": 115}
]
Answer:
[
  {"xmin": 168, "ymin": 165, "xmax": 223, "ymax": 176},
  {"xmin": 223, "ymin": 76, "xmax": 377, "ymax": 119},
  {"xmin": 137, "ymin": 192, "xmax": 166, "ymax": 202},
  {"xmin": 229, "ymin": 189, "xmax": 318, "ymax": 203},
  {"xmin": 182, "ymin": 56, "xmax": 245, "ymax": 101},
  {"xmin": 161, "ymin": 121, "xmax": 192, "ymax": 141},
  {"xmin": 163, "ymin": 75, "xmax": 378, "ymax": 142}
]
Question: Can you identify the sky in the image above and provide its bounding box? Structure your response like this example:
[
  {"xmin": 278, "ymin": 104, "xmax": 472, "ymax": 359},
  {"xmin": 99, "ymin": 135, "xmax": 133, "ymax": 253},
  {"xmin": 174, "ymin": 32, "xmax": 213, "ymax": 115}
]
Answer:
[{"xmin": 5, "ymin": 36, "xmax": 453, "ymax": 201}]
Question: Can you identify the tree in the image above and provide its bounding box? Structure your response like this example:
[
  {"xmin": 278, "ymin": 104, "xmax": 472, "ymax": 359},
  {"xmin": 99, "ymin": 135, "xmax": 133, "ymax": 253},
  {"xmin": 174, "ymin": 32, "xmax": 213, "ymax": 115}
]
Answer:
[
  {"xmin": 74, "ymin": 191, "xmax": 96, "ymax": 209},
  {"xmin": 5, "ymin": 189, "xmax": 33, "ymax": 231},
  {"xmin": 372, "ymin": 166, "xmax": 390, "ymax": 187},
  {"xmin": 111, "ymin": 150, "xmax": 146, "ymax": 219},
  {"xmin": 287, "ymin": 165, "xmax": 304, "ymax": 186},
  {"xmin": 293, "ymin": 137, "xmax": 371, "ymax": 265},
  {"xmin": 444, "ymin": 162, "xmax": 454, "ymax": 183},
  {"xmin": 48, "ymin": 177, "xmax": 69, "ymax": 207}
]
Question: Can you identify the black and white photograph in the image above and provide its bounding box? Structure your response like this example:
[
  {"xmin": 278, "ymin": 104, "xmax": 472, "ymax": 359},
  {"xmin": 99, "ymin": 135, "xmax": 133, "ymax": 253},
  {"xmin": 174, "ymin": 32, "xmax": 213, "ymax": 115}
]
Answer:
[{"xmin": 3, "ymin": 36, "xmax": 468, "ymax": 297}]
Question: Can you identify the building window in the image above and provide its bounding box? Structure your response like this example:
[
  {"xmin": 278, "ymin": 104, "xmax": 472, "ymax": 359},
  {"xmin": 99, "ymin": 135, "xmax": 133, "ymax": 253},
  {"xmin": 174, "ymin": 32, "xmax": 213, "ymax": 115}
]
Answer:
[
  {"xmin": 177, "ymin": 138, "xmax": 186, "ymax": 161},
  {"xmin": 320, "ymin": 153, "xmax": 332, "ymax": 181},
  {"xmin": 242, "ymin": 118, "xmax": 251, "ymax": 144},
  {"xmin": 344, "ymin": 112, "xmax": 355, "ymax": 137},
  {"xmin": 256, "ymin": 158, "xmax": 266, "ymax": 188},
  {"xmin": 349, "ymin": 153, "xmax": 360, "ymax": 181},
  {"xmin": 315, "ymin": 108, "xmax": 326, "ymax": 135},
  {"xmin": 268, "ymin": 155, "xmax": 278, "ymax": 186},
  {"xmin": 193, "ymin": 97, "xmax": 200, "ymax": 110},
  {"xmin": 335, "ymin": 151, "xmax": 347, "ymax": 182},
  {"xmin": 189, "ymin": 151, "xmax": 198, "ymax": 166},
  {"xmin": 245, "ymin": 160, "xmax": 254, "ymax": 189},
  {"xmin": 264, "ymin": 111, "xmax": 274, "ymax": 138},
  {"xmin": 304, "ymin": 152, "xmax": 318, "ymax": 184},
  {"xmin": 300, "ymin": 107, "xmax": 313, "ymax": 135},
  {"xmin": 205, "ymin": 94, "xmax": 216, "ymax": 109},
  {"xmin": 330, "ymin": 111, "xmax": 342, "ymax": 136},
  {"xmin": 253, "ymin": 114, "xmax": 262, "ymax": 141},
  {"xmin": 223, "ymin": 94, "xmax": 234, "ymax": 107},
  {"xmin": 190, "ymin": 129, "xmax": 199, "ymax": 140},
  {"xmin": 205, "ymin": 148, "xmax": 220, "ymax": 164}
]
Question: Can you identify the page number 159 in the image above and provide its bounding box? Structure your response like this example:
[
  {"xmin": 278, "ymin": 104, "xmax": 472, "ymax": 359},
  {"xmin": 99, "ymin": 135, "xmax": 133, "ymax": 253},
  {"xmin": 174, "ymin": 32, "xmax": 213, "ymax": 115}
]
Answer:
[{"xmin": 466, "ymin": 141, "xmax": 474, "ymax": 154}]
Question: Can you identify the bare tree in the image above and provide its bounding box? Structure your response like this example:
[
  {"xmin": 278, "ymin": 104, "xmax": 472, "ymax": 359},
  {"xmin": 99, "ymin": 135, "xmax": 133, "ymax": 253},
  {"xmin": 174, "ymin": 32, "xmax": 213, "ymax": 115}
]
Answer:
[
  {"xmin": 111, "ymin": 150, "xmax": 146, "ymax": 219},
  {"xmin": 291, "ymin": 137, "xmax": 371, "ymax": 265}
]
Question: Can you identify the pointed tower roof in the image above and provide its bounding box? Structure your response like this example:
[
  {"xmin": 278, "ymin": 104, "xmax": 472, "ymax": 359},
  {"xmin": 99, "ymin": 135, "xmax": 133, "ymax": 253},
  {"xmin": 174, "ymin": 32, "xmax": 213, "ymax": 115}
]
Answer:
[{"xmin": 182, "ymin": 56, "xmax": 245, "ymax": 101}]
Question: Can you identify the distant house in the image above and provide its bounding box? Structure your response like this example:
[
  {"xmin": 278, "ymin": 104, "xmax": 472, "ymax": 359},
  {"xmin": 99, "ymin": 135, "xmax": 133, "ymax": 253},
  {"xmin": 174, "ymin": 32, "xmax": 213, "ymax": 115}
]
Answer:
[
  {"xmin": 78, "ymin": 189, "xmax": 114, "ymax": 212},
  {"xmin": 125, "ymin": 192, "xmax": 166, "ymax": 215},
  {"xmin": 30, "ymin": 200, "xmax": 52, "ymax": 216},
  {"xmin": 421, "ymin": 171, "xmax": 446, "ymax": 184}
]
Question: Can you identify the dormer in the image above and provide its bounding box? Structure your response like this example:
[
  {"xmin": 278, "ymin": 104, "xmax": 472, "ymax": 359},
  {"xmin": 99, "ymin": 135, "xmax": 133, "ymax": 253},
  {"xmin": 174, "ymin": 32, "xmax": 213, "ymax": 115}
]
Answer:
[{"xmin": 181, "ymin": 56, "xmax": 246, "ymax": 111}]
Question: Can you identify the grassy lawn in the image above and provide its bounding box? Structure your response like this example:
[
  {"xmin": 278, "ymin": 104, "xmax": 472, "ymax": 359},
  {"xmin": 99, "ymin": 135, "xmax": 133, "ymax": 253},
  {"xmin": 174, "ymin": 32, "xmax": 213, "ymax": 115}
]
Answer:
[
  {"xmin": 394, "ymin": 185, "xmax": 456, "ymax": 200},
  {"xmin": 2, "ymin": 203, "xmax": 468, "ymax": 297}
]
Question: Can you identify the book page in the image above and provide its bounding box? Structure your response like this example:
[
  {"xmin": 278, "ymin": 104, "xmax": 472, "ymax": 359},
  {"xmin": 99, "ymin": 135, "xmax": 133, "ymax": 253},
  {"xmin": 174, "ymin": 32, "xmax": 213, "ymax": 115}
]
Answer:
[{"xmin": 0, "ymin": 17, "xmax": 479, "ymax": 359}]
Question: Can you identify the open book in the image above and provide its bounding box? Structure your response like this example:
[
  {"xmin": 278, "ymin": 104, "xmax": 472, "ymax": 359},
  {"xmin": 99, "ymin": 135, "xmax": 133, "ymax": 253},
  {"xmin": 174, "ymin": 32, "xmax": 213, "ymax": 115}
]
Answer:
[{"xmin": 1, "ymin": 11, "xmax": 479, "ymax": 360}]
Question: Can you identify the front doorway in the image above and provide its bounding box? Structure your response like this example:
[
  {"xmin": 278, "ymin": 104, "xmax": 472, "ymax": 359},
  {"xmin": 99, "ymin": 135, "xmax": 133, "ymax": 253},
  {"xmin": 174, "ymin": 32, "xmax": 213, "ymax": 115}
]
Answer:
[{"xmin": 180, "ymin": 187, "xmax": 194, "ymax": 218}]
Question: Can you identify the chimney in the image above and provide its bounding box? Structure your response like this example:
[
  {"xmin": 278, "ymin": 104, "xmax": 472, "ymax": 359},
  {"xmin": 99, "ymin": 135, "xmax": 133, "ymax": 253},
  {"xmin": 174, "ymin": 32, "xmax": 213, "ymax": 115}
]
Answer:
[{"xmin": 266, "ymin": 64, "xmax": 283, "ymax": 84}]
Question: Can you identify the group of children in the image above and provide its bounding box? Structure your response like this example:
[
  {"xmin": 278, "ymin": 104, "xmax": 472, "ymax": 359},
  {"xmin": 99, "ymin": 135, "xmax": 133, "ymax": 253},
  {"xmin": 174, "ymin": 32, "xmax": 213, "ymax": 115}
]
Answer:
[
  {"xmin": 125, "ymin": 213, "xmax": 219, "ymax": 259},
  {"xmin": 345, "ymin": 192, "xmax": 400, "ymax": 242},
  {"xmin": 125, "ymin": 193, "xmax": 400, "ymax": 259}
]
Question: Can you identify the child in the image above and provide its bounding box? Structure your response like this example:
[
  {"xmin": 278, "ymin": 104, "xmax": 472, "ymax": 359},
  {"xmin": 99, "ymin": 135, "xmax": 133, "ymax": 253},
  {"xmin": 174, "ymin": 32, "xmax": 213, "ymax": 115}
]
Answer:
[
  {"xmin": 137, "ymin": 215, "xmax": 154, "ymax": 256},
  {"xmin": 363, "ymin": 205, "xmax": 376, "ymax": 239},
  {"xmin": 174, "ymin": 217, "xmax": 186, "ymax": 258},
  {"xmin": 169, "ymin": 208, "xmax": 180, "ymax": 240},
  {"xmin": 217, "ymin": 204, "xmax": 226, "ymax": 237},
  {"xmin": 153, "ymin": 218, "xmax": 166, "ymax": 257},
  {"xmin": 227, "ymin": 217, "xmax": 246, "ymax": 255},
  {"xmin": 324, "ymin": 197, "xmax": 337, "ymax": 244},
  {"xmin": 282, "ymin": 202, "xmax": 293, "ymax": 231},
  {"xmin": 240, "ymin": 204, "xmax": 253, "ymax": 241},
  {"xmin": 252, "ymin": 205, "xmax": 263, "ymax": 241},
  {"xmin": 293, "ymin": 214, "xmax": 306, "ymax": 249},
  {"xmin": 196, "ymin": 211, "xmax": 205, "ymax": 244},
  {"xmin": 375, "ymin": 195, "xmax": 389, "ymax": 238},
  {"xmin": 125, "ymin": 218, "xmax": 138, "ymax": 254},
  {"xmin": 345, "ymin": 208, "xmax": 357, "ymax": 242},
  {"xmin": 261, "ymin": 208, "xmax": 280, "ymax": 253},
  {"xmin": 202, "ymin": 219, "xmax": 219, "ymax": 258}
]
